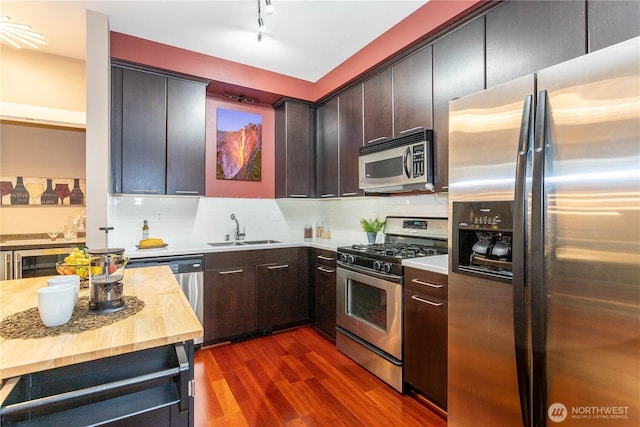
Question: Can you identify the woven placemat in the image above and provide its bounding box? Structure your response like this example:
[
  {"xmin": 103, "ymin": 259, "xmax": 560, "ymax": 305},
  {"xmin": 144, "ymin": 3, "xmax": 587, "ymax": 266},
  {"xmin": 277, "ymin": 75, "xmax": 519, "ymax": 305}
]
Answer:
[{"xmin": 0, "ymin": 296, "xmax": 145, "ymax": 339}]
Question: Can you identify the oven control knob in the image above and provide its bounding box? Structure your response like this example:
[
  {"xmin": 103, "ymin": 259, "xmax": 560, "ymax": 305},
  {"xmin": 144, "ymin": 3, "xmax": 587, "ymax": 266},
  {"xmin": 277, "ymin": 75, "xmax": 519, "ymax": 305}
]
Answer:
[
  {"xmin": 339, "ymin": 253, "xmax": 348, "ymax": 263},
  {"xmin": 373, "ymin": 260, "xmax": 383, "ymax": 271},
  {"xmin": 346, "ymin": 254, "xmax": 355, "ymax": 264},
  {"xmin": 383, "ymin": 263, "xmax": 392, "ymax": 273}
]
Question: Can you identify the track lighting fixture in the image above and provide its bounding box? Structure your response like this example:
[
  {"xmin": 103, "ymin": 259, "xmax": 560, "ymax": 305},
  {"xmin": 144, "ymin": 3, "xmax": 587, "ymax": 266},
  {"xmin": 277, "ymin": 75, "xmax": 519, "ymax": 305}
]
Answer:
[
  {"xmin": 256, "ymin": 0, "xmax": 274, "ymax": 43},
  {"xmin": 223, "ymin": 93, "xmax": 257, "ymax": 104},
  {"xmin": 0, "ymin": 16, "xmax": 46, "ymax": 49},
  {"xmin": 265, "ymin": 0, "xmax": 275, "ymax": 15}
]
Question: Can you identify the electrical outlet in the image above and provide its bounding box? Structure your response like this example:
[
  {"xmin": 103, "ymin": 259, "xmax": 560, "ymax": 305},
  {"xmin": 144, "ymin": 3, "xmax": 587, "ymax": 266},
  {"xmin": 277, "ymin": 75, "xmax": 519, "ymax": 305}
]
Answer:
[
  {"xmin": 155, "ymin": 211, "xmax": 163, "ymax": 221},
  {"xmin": 270, "ymin": 211, "xmax": 281, "ymax": 221}
]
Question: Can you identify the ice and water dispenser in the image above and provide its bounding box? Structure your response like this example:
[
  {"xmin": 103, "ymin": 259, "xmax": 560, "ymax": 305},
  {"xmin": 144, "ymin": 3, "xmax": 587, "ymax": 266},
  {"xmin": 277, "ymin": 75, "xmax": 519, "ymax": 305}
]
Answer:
[{"xmin": 452, "ymin": 201, "xmax": 514, "ymax": 282}]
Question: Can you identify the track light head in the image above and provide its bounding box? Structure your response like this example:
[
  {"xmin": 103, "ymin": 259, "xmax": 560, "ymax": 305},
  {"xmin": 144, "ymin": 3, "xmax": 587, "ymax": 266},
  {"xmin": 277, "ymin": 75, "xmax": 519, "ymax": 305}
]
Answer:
[{"xmin": 265, "ymin": 0, "xmax": 275, "ymax": 15}]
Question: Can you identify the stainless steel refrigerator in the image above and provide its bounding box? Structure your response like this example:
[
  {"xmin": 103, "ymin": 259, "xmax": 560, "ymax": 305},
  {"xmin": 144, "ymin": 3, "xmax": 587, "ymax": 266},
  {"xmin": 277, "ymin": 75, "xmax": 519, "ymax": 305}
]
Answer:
[{"xmin": 447, "ymin": 37, "xmax": 639, "ymax": 427}]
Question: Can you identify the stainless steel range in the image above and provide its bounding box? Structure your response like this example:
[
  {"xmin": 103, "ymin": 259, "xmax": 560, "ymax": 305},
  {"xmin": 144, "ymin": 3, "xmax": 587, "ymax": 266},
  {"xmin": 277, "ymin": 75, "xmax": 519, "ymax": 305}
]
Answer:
[{"xmin": 336, "ymin": 216, "xmax": 448, "ymax": 393}]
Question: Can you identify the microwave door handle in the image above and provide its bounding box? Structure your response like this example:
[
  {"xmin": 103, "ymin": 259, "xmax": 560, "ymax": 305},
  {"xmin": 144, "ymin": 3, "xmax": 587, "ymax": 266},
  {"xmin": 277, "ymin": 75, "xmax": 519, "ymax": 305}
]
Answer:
[{"xmin": 403, "ymin": 147, "xmax": 412, "ymax": 178}]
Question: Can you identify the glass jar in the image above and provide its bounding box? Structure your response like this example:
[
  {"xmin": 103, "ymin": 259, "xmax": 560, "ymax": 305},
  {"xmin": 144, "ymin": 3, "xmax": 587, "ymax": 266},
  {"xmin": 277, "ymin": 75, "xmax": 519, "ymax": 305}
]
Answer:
[
  {"xmin": 304, "ymin": 223, "xmax": 313, "ymax": 239},
  {"xmin": 315, "ymin": 220, "xmax": 325, "ymax": 238},
  {"xmin": 321, "ymin": 226, "xmax": 331, "ymax": 240}
]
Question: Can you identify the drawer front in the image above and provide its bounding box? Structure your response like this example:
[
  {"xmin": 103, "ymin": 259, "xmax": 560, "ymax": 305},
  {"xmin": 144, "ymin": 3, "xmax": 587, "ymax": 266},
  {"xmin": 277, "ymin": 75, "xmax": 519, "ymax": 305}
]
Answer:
[
  {"xmin": 405, "ymin": 267, "xmax": 447, "ymax": 300},
  {"xmin": 315, "ymin": 249, "xmax": 336, "ymax": 268}
]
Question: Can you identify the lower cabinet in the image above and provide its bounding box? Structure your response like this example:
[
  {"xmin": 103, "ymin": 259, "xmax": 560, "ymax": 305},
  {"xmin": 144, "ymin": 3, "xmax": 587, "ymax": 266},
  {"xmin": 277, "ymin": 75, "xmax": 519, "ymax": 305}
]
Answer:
[
  {"xmin": 256, "ymin": 262, "xmax": 302, "ymax": 330},
  {"xmin": 204, "ymin": 265, "xmax": 255, "ymax": 342},
  {"xmin": 313, "ymin": 249, "xmax": 337, "ymax": 338},
  {"xmin": 404, "ymin": 267, "xmax": 448, "ymax": 409},
  {"xmin": 204, "ymin": 248, "xmax": 307, "ymax": 344}
]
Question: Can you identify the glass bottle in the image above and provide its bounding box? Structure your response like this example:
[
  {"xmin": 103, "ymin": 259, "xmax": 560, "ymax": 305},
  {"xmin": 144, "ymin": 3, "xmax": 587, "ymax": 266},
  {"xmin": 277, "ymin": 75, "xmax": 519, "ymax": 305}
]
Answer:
[
  {"xmin": 10, "ymin": 176, "xmax": 29, "ymax": 205},
  {"xmin": 70, "ymin": 178, "xmax": 84, "ymax": 205},
  {"xmin": 41, "ymin": 179, "xmax": 58, "ymax": 204},
  {"xmin": 142, "ymin": 220, "xmax": 149, "ymax": 240}
]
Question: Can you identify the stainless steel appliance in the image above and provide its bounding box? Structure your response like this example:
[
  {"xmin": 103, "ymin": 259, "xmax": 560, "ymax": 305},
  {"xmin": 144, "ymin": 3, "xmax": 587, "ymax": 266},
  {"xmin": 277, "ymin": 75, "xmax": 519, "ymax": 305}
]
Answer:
[
  {"xmin": 13, "ymin": 247, "xmax": 75, "ymax": 279},
  {"xmin": 126, "ymin": 255, "xmax": 204, "ymax": 344},
  {"xmin": 336, "ymin": 216, "xmax": 447, "ymax": 393},
  {"xmin": 448, "ymin": 37, "xmax": 639, "ymax": 427},
  {"xmin": 358, "ymin": 129, "xmax": 435, "ymax": 193},
  {"xmin": 1, "ymin": 251, "xmax": 12, "ymax": 280}
]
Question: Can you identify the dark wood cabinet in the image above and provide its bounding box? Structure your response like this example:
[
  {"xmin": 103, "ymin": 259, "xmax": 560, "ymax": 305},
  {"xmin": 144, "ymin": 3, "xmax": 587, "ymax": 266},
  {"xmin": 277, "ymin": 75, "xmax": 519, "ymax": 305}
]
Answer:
[
  {"xmin": 363, "ymin": 67, "xmax": 393, "ymax": 145},
  {"xmin": 313, "ymin": 249, "xmax": 337, "ymax": 338},
  {"xmin": 204, "ymin": 248, "xmax": 306, "ymax": 344},
  {"xmin": 393, "ymin": 46, "xmax": 433, "ymax": 137},
  {"xmin": 111, "ymin": 65, "xmax": 207, "ymax": 196},
  {"xmin": 587, "ymin": 0, "xmax": 640, "ymax": 52},
  {"xmin": 274, "ymin": 100, "xmax": 316, "ymax": 198},
  {"xmin": 316, "ymin": 97, "xmax": 339, "ymax": 198},
  {"xmin": 256, "ymin": 261, "xmax": 302, "ymax": 330},
  {"xmin": 204, "ymin": 265, "xmax": 255, "ymax": 342},
  {"xmin": 120, "ymin": 67, "xmax": 167, "ymax": 195},
  {"xmin": 432, "ymin": 17, "xmax": 485, "ymax": 193},
  {"xmin": 485, "ymin": 0, "xmax": 586, "ymax": 89},
  {"xmin": 338, "ymin": 84, "xmax": 363, "ymax": 197},
  {"xmin": 166, "ymin": 78, "xmax": 206, "ymax": 195},
  {"xmin": 404, "ymin": 267, "xmax": 448, "ymax": 409}
]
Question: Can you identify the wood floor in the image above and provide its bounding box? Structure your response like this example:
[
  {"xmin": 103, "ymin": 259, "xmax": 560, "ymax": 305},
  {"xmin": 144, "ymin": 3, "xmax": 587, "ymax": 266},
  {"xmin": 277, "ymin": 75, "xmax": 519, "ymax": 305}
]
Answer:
[{"xmin": 193, "ymin": 326, "xmax": 447, "ymax": 426}]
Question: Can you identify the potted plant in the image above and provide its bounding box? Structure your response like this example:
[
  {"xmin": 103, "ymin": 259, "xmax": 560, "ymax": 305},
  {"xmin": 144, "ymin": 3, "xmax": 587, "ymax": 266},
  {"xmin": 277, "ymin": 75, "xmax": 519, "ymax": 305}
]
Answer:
[{"xmin": 360, "ymin": 217, "xmax": 385, "ymax": 244}]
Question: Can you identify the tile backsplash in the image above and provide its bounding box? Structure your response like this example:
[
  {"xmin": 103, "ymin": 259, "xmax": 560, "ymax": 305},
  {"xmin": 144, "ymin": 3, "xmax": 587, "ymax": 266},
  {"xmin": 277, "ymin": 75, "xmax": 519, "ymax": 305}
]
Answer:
[{"xmin": 108, "ymin": 193, "xmax": 448, "ymax": 249}]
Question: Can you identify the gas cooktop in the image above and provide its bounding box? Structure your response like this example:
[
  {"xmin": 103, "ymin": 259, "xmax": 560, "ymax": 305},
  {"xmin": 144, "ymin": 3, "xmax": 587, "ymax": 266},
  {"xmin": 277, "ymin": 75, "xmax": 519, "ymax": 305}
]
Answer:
[{"xmin": 341, "ymin": 243, "xmax": 444, "ymax": 260}]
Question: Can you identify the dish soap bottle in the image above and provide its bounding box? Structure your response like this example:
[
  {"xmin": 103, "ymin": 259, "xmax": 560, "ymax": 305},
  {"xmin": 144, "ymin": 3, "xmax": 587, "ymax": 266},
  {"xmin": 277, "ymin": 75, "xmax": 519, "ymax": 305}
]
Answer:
[{"xmin": 142, "ymin": 220, "xmax": 149, "ymax": 240}]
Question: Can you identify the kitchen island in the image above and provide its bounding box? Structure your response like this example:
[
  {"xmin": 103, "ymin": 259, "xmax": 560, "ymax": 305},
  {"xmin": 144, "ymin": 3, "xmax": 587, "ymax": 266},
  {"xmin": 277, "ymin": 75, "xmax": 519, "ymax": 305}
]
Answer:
[{"xmin": 0, "ymin": 266, "xmax": 203, "ymax": 426}]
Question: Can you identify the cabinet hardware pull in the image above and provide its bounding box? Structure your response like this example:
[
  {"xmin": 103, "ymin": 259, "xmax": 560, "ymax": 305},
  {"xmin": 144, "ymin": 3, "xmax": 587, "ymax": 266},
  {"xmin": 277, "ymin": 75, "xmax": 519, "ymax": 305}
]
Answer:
[
  {"xmin": 289, "ymin": 194, "xmax": 308, "ymax": 198},
  {"xmin": 400, "ymin": 126, "xmax": 424, "ymax": 135},
  {"xmin": 341, "ymin": 192, "xmax": 358, "ymax": 197},
  {"xmin": 267, "ymin": 264, "xmax": 289, "ymax": 270},
  {"xmin": 317, "ymin": 267, "xmax": 335, "ymax": 273},
  {"xmin": 174, "ymin": 190, "xmax": 199, "ymax": 195},
  {"xmin": 317, "ymin": 255, "xmax": 335, "ymax": 261},
  {"xmin": 411, "ymin": 295, "xmax": 443, "ymax": 307},
  {"xmin": 367, "ymin": 136, "xmax": 388, "ymax": 145},
  {"xmin": 219, "ymin": 269, "xmax": 243, "ymax": 275},
  {"xmin": 320, "ymin": 194, "xmax": 336, "ymax": 198},
  {"xmin": 412, "ymin": 278, "xmax": 443, "ymax": 288},
  {"xmin": 131, "ymin": 189, "xmax": 158, "ymax": 193}
]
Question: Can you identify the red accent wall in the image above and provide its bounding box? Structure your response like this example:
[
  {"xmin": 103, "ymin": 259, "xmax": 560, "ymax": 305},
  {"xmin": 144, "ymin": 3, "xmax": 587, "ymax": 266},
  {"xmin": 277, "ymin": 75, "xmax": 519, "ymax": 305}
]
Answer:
[
  {"xmin": 205, "ymin": 97, "xmax": 275, "ymax": 198},
  {"xmin": 109, "ymin": 0, "xmax": 485, "ymax": 102}
]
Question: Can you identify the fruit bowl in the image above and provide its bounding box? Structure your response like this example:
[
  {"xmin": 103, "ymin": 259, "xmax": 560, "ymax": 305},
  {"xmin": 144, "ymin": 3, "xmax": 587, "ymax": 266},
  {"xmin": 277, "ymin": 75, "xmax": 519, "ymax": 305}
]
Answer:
[{"xmin": 56, "ymin": 261, "xmax": 92, "ymax": 281}]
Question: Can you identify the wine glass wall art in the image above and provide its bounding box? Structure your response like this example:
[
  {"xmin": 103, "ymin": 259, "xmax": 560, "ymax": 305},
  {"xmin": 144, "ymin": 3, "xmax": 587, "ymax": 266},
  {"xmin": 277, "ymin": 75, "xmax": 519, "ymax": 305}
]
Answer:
[
  {"xmin": 0, "ymin": 176, "xmax": 86, "ymax": 206},
  {"xmin": 216, "ymin": 108, "xmax": 262, "ymax": 182}
]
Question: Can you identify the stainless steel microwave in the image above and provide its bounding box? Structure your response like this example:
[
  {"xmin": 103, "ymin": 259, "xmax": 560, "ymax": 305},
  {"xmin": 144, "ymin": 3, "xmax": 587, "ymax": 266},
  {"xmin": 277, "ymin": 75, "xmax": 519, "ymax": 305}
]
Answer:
[{"xmin": 358, "ymin": 129, "xmax": 434, "ymax": 193}]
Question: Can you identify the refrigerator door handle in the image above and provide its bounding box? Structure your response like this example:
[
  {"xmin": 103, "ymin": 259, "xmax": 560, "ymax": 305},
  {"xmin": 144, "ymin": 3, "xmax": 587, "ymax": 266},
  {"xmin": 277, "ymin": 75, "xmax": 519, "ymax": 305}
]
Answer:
[
  {"xmin": 513, "ymin": 93, "xmax": 533, "ymax": 427},
  {"xmin": 531, "ymin": 89, "xmax": 549, "ymax": 427}
]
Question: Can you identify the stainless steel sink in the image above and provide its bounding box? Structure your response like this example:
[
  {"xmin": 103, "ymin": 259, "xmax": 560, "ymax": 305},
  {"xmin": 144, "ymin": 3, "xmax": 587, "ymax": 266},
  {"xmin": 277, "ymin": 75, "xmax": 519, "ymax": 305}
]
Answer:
[
  {"xmin": 207, "ymin": 240, "xmax": 281, "ymax": 247},
  {"xmin": 242, "ymin": 240, "xmax": 281, "ymax": 245},
  {"xmin": 207, "ymin": 241, "xmax": 247, "ymax": 247}
]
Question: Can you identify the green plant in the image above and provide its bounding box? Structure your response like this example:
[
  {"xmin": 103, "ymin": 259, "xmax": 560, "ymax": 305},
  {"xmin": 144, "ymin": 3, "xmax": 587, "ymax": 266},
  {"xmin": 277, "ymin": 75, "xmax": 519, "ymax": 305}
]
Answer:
[{"xmin": 360, "ymin": 217, "xmax": 385, "ymax": 233}]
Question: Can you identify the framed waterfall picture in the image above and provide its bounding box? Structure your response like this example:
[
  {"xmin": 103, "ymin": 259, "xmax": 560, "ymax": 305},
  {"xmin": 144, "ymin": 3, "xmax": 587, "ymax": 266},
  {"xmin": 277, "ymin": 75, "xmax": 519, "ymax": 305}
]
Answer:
[{"xmin": 216, "ymin": 108, "xmax": 262, "ymax": 182}]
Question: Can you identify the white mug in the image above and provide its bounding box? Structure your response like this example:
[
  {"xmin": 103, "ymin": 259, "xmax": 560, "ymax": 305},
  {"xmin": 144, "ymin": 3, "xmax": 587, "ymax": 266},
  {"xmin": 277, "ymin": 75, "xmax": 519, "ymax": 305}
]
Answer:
[
  {"xmin": 47, "ymin": 275, "xmax": 80, "ymax": 304},
  {"xmin": 38, "ymin": 283, "xmax": 76, "ymax": 327}
]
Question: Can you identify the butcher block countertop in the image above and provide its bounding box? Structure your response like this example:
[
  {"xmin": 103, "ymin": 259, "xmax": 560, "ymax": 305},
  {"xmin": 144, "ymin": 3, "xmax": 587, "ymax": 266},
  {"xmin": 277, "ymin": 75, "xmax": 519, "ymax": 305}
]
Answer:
[{"xmin": 0, "ymin": 266, "xmax": 203, "ymax": 381}]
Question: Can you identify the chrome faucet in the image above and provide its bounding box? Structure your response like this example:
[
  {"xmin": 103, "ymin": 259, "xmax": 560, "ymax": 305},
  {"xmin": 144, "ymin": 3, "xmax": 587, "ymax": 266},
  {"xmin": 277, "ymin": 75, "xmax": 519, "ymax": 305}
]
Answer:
[{"xmin": 231, "ymin": 213, "xmax": 245, "ymax": 240}]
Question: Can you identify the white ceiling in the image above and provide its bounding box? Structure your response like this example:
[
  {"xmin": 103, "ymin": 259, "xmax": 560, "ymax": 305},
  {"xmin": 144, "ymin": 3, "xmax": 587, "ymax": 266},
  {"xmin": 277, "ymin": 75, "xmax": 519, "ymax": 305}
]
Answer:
[{"xmin": 0, "ymin": 0, "xmax": 428, "ymax": 83}]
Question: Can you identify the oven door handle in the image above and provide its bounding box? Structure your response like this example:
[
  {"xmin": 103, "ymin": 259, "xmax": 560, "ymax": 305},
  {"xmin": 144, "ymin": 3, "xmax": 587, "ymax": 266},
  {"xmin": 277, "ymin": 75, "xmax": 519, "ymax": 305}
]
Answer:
[
  {"xmin": 337, "ymin": 263, "xmax": 402, "ymax": 284},
  {"xmin": 411, "ymin": 295, "xmax": 443, "ymax": 307}
]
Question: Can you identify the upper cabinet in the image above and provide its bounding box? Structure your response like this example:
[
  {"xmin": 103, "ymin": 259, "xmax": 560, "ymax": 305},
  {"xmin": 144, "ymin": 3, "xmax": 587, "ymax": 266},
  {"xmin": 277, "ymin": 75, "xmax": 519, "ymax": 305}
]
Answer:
[
  {"xmin": 393, "ymin": 46, "xmax": 433, "ymax": 137},
  {"xmin": 363, "ymin": 68, "xmax": 393, "ymax": 145},
  {"xmin": 485, "ymin": 0, "xmax": 586, "ymax": 88},
  {"xmin": 316, "ymin": 97, "xmax": 339, "ymax": 198},
  {"xmin": 111, "ymin": 65, "xmax": 207, "ymax": 195},
  {"xmin": 274, "ymin": 100, "xmax": 316, "ymax": 198},
  {"xmin": 587, "ymin": 0, "xmax": 640, "ymax": 52},
  {"xmin": 432, "ymin": 17, "xmax": 485, "ymax": 193},
  {"xmin": 338, "ymin": 84, "xmax": 363, "ymax": 197}
]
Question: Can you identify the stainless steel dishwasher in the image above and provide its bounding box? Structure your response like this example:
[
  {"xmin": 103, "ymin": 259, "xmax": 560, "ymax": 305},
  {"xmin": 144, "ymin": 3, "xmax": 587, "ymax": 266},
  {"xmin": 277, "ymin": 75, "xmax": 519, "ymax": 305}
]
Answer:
[{"xmin": 126, "ymin": 255, "xmax": 204, "ymax": 344}]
